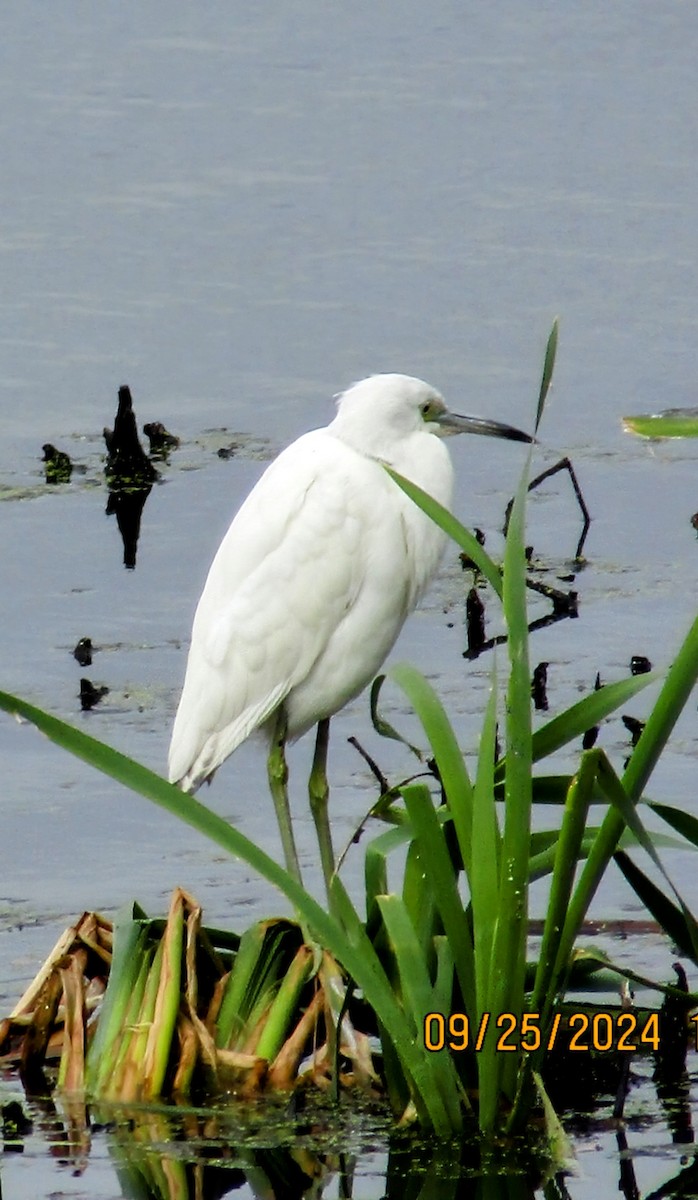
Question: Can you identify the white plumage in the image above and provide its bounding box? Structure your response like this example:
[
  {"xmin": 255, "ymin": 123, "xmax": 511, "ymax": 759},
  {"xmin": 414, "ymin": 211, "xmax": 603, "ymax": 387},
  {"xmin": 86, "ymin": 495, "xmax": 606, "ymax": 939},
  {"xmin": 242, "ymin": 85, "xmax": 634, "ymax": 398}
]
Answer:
[{"xmin": 169, "ymin": 373, "xmax": 529, "ymax": 794}]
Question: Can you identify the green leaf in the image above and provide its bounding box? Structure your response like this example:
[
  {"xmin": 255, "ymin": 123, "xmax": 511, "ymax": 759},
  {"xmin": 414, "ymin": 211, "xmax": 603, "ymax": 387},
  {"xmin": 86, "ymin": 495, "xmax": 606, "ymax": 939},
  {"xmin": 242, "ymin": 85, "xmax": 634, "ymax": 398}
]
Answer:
[
  {"xmin": 595, "ymin": 754, "xmax": 698, "ymax": 961},
  {"xmin": 216, "ymin": 919, "xmax": 299, "ymax": 1050},
  {"xmin": 470, "ymin": 665, "xmax": 500, "ymax": 1018},
  {"xmin": 623, "ymin": 612, "xmax": 698, "ymax": 803},
  {"xmin": 142, "ymin": 890, "xmax": 184, "ymax": 1098},
  {"xmin": 571, "ymin": 614, "xmax": 698, "ymax": 932},
  {"xmin": 85, "ymin": 904, "xmax": 151, "ymax": 1095},
  {"xmin": 532, "ymin": 753, "xmax": 596, "ymax": 1018},
  {"xmin": 650, "ymin": 802, "xmax": 698, "ymax": 848},
  {"xmin": 622, "ymin": 410, "xmax": 698, "ymax": 439},
  {"xmin": 525, "ymin": 671, "xmax": 659, "ymax": 766},
  {"xmin": 487, "ymin": 441, "xmax": 533, "ymax": 1120},
  {"xmin": 401, "ymin": 783, "xmax": 476, "ymax": 1018},
  {"xmin": 377, "ymin": 894, "xmax": 463, "ymax": 1128},
  {"xmin": 255, "ymin": 944, "xmax": 313, "ymax": 1061},
  {"xmin": 330, "ymin": 872, "xmax": 464, "ymax": 1133},
  {"xmin": 388, "ymin": 663, "xmax": 474, "ymax": 878},
  {"xmin": 536, "ymin": 318, "xmax": 559, "ymax": 434},
  {"xmin": 383, "ymin": 467, "xmax": 505, "ymax": 596},
  {"xmin": 370, "ymin": 675, "xmax": 424, "ymax": 759},
  {"xmin": 614, "ymin": 851, "xmax": 698, "ymax": 962}
]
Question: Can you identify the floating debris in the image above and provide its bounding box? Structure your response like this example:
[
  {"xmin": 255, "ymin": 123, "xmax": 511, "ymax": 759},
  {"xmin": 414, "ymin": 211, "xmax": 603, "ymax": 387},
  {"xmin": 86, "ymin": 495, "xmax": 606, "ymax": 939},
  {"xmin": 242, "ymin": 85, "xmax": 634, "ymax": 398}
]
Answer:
[
  {"xmin": 80, "ymin": 678, "xmax": 109, "ymax": 711},
  {"xmin": 582, "ymin": 673, "xmax": 602, "ymax": 749},
  {"xmin": 459, "ymin": 528, "xmax": 485, "ymax": 571},
  {"xmin": 73, "ymin": 637, "xmax": 93, "ymax": 667},
  {"xmin": 143, "ymin": 421, "xmax": 180, "ymax": 457},
  {"xmin": 582, "ymin": 725, "xmax": 598, "ymax": 750},
  {"xmin": 217, "ymin": 442, "xmax": 241, "ymax": 460},
  {"xmin": 630, "ymin": 655, "xmax": 652, "ymax": 676},
  {"xmin": 1, "ymin": 1099, "xmax": 32, "ymax": 1145},
  {"xmin": 41, "ymin": 443, "xmax": 72, "ymax": 484},
  {"xmin": 465, "ymin": 586, "xmax": 486, "ymax": 657},
  {"xmin": 622, "ymin": 714, "xmax": 645, "ymax": 747},
  {"xmin": 531, "ymin": 661, "xmax": 549, "ymax": 711}
]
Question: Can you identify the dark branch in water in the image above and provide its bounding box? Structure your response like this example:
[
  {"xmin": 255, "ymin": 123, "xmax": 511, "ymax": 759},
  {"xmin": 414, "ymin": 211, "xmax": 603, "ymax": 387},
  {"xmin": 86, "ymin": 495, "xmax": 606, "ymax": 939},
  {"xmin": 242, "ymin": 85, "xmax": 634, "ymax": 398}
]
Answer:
[
  {"xmin": 504, "ymin": 455, "xmax": 591, "ymax": 562},
  {"xmin": 104, "ymin": 386, "xmax": 158, "ymax": 486}
]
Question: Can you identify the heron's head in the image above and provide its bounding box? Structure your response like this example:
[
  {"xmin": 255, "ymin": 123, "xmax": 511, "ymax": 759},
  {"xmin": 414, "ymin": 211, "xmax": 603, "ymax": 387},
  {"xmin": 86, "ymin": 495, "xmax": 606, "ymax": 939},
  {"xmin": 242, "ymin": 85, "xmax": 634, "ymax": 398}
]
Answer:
[{"xmin": 331, "ymin": 374, "xmax": 532, "ymax": 453}]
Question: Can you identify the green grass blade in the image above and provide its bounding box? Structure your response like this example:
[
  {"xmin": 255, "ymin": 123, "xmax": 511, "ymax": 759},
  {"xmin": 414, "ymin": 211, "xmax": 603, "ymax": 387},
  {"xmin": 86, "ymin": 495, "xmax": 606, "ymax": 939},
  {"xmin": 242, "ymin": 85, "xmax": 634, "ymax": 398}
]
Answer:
[
  {"xmin": 329, "ymin": 873, "xmax": 462, "ymax": 1133},
  {"xmin": 468, "ymin": 670, "xmax": 502, "ymax": 1131},
  {"xmin": 384, "ymin": 467, "xmax": 504, "ymax": 596},
  {"xmin": 388, "ymin": 663, "xmax": 474, "ymax": 878},
  {"xmin": 523, "ymin": 672, "xmax": 659, "ymax": 767},
  {"xmin": 536, "ymin": 318, "xmax": 559, "ymax": 433},
  {"xmin": 650, "ymin": 802, "xmax": 698, "ymax": 847},
  {"xmin": 127, "ymin": 938, "xmax": 165, "ymax": 1100},
  {"xmin": 377, "ymin": 894, "xmax": 463, "ymax": 1129},
  {"xmin": 432, "ymin": 936, "xmax": 456, "ymax": 1021},
  {"xmin": 614, "ymin": 852, "xmax": 698, "ymax": 961},
  {"xmin": 216, "ymin": 920, "xmax": 299, "ymax": 1049},
  {"xmin": 142, "ymin": 889, "xmax": 184, "ymax": 1099},
  {"xmin": 85, "ymin": 904, "xmax": 150, "ymax": 1093},
  {"xmin": 110, "ymin": 951, "xmax": 157, "ymax": 1101},
  {"xmin": 470, "ymin": 665, "xmax": 500, "ymax": 1017},
  {"xmin": 530, "ymin": 774, "xmax": 609, "ymax": 805},
  {"xmin": 623, "ymin": 613, "xmax": 698, "ymax": 802},
  {"xmin": 594, "ymin": 754, "xmax": 698, "ymax": 960},
  {"xmin": 402, "ymin": 841, "xmax": 439, "ymax": 958},
  {"xmin": 531, "ymin": 752, "xmax": 596, "ymax": 1018},
  {"xmin": 401, "ymin": 783, "xmax": 476, "ymax": 1018},
  {"xmin": 254, "ymin": 944, "xmax": 313, "ymax": 1062},
  {"xmin": 485, "ymin": 448, "xmax": 533, "ymax": 1122},
  {"xmin": 364, "ymin": 825, "xmax": 409, "ymax": 934},
  {"xmin": 556, "ymin": 614, "xmax": 698, "ymax": 935},
  {"xmin": 216, "ymin": 923, "xmax": 272, "ymax": 1049},
  {"xmin": 370, "ymin": 675, "xmax": 424, "ymax": 759}
]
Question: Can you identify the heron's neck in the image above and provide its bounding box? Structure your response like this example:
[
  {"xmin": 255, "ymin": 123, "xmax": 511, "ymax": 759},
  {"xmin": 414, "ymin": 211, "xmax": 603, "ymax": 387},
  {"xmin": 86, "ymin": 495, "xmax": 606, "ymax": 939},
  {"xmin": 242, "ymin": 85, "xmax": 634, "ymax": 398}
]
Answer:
[{"xmin": 329, "ymin": 424, "xmax": 454, "ymax": 509}]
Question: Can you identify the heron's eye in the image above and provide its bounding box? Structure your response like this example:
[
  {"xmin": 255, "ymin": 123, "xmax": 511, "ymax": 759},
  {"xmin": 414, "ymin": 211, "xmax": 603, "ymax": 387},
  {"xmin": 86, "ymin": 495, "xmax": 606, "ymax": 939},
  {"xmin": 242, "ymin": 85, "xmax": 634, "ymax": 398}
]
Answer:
[{"xmin": 421, "ymin": 401, "xmax": 433, "ymax": 418}]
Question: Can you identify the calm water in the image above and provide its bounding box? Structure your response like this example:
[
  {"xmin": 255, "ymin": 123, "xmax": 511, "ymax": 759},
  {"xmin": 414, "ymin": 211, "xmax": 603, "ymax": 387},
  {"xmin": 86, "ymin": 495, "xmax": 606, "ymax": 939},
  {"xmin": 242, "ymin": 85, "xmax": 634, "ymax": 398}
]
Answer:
[{"xmin": 1, "ymin": 3, "xmax": 697, "ymax": 1195}]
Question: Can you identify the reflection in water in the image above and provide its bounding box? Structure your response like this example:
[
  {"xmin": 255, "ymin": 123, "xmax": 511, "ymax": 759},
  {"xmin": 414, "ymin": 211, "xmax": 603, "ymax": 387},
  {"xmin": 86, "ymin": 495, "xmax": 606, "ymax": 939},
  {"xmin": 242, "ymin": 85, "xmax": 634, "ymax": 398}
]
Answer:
[
  {"xmin": 4, "ymin": 1078, "xmax": 698, "ymax": 1200},
  {"xmin": 27, "ymin": 1097, "xmax": 546, "ymax": 1200},
  {"xmin": 106, "ymin": 482, "xmax": 153, "ymax": 569},
  {"xmin": 104, "ymin": 385, "xmax": 160, "ymax": 569}
]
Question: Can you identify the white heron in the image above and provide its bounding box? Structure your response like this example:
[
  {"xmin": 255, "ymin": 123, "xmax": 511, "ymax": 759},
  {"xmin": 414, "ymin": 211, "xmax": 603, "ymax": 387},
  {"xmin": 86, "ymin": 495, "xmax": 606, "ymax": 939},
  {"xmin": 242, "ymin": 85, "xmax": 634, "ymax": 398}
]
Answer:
[{"xmin": 168, "ymin": 374, "xmax": 531, "ymax": 891}]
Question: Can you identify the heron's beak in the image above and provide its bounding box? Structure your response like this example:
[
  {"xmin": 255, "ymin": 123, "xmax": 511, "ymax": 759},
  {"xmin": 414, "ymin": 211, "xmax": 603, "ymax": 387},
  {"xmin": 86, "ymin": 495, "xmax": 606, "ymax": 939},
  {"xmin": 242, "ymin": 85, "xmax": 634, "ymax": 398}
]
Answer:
[{"xmin": 437, "ymin": 411, "xmax": 533, "ymax": 443}]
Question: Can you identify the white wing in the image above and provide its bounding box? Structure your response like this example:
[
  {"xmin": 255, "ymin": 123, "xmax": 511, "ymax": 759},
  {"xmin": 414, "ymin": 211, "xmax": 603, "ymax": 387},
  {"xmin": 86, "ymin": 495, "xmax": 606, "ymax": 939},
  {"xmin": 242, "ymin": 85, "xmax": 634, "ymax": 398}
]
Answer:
[{"xmin": 169, "ymin": 431, "xmax": 384, "ymax": 789}]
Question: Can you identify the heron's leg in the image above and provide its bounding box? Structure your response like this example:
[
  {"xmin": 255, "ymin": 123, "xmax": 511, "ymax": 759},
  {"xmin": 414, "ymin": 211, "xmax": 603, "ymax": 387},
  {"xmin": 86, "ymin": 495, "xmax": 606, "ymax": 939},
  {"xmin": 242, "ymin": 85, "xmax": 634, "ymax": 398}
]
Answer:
[
  {"xmin": 267, "ymin": 709, "xmax": 303, "ymax": 887},
  {"xmin": 309, "ymin": 718, "xmax": 334, "ymax": 901}
]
